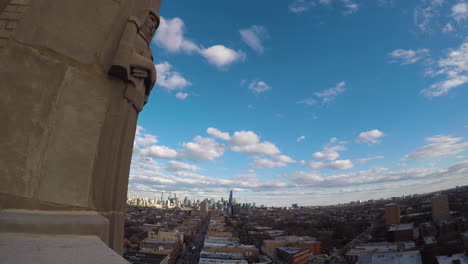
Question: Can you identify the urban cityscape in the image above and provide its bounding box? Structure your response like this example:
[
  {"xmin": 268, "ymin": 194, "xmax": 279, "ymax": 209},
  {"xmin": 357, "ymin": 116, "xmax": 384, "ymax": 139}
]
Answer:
[
  {"xmin": 1, "ymin": 0, "xmax": 468, "ymax": 264},
  {"xmin": 123, "ymin": 186, "xmax": 468, "ymax": 264}
]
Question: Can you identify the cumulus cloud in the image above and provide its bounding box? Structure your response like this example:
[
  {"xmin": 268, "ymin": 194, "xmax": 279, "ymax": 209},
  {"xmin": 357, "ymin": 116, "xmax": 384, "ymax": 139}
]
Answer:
[
  {"xmin": 327, "ymin": 159, "xmax": 354, "ymax": 170},
  {"xmin": 356, "ymin": 155, "xmax": 384, "ymax": 164},
  {"xmin": 389, "ymin": 49, "xmax": 430, "ymax": 65},
  {"xmin": 207, "ymin": 127, "xmax": 231, "ymax": 141},
  {"xmin": 251, "ymin": 155, "xmax": 296, "ymax": 169},
  {"xmin": 289, "ymin": 0, "xmax": 316, "ymax": 13},
  {"xmin": 240, "ymin": 25, "xmax": 270, "ymax": 54},
  {"xmin": 297, "ymin": 136, "xmax": 306, "ymax": 142},
  {"xmin": 155, "ymin": 62, "xmax": 191, "ymax": 91},
  {"xmin": 248, "ymin": 80, "xmax": 272, "ymax": 94},
  {"xmin": 175, "ymin": 92, "xmax": 188, "ymax": 100},
  {"xmin": 165, "ymin": 161, "xmax": 201, "ymax": 172},
  {"xmin": 422, "ymin": 39, "xmax": 468, "ymax": 97},
  {"xmin": 154, "ymin": 17, "xmax": 199, "ymax": 53},
  {"xmin": 341, "ymin": 0, "xmax": 358, "ymax": 15},
  {"xmin": 404, "ymin": 135, "xmax": 468, "ymax": 160},
  {"xmin": 442, "ymin": 23, "xmax": 455, "ymax": 33},
  {"xmin": 199, "ymin": 45, "xmax": 246, "ymax": 68},
  {"xmin": 140, "ymin": 145, "xmax": 178, "ymax": 159},
  {"xmin": 452, "ymin": 2, "xmax": 468, "ymax": 22},
  {"xmin": 308, "ymin": 160, "xmax": 325, "ymax": 169},
  {"xmin": 154, "ymin": 17, "xmax": 245, "ymax": 69},
  {"xmin": 230, "ymin": 130, "xmax": 280, "ymax": 156},
  {"xmin": 315, "ymin": 81, "xmax": 347, "ymax": 103},
  {"xmin": 313, "ymin": 145, "xmax": 346, "ymax": 161},
  {"xmin": 134, "ymin": 125, "xmax": 158, "ymax": 147},
  {"xmin": 179, "ymin": 136, "xmax": 225, "ymax": 161},
  {"xmin": 356, "ymin": 129, "xmax": 385, "ymax": 144}
]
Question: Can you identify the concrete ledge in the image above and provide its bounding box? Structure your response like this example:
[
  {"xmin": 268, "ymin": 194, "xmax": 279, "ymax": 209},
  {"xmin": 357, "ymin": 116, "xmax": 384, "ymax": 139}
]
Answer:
[
  {"xmin": 0, "ymin": 209, "xmax": 110, "ymax": 244},
  {"xmin": 0, "ymin": 234, "xmax": 129, "ymax": 264}
]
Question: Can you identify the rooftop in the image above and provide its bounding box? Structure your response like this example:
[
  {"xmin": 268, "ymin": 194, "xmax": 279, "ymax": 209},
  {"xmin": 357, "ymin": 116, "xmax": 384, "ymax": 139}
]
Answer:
[
  {"xmin": 436, "ymin": 253, "xmax": 468, "ymax": 264},
  {"xmin": 388, "ymin": 223, "xmax": 414, "ymax": 231},
  {"xmin": 199, "ymin": 258, "xmax": 248, "ymax": 264},
  {"xmin": 277, "ymin": 247, "xmax": 308, "ymax": 255},
  {"xmin": 357, "ymin": 251, "xmax": 422, "ymax": 264}
]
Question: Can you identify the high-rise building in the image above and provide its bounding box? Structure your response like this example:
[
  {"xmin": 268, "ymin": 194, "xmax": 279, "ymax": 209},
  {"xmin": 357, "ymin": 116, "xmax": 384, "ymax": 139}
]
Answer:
[
  {"xmin": 431, "ymin": 195, "xmax": 449, "ymax": 221},
  {"xmin": 228, "ymin": 190, "xmax": 234, "ymax": 216},
  {"xmin": 384, "ymin": 203, "xmax": 400, "ymax": 225},
  {"xmin": 200, "ymin": 200, "xmax": 210, "ymax": 212}
]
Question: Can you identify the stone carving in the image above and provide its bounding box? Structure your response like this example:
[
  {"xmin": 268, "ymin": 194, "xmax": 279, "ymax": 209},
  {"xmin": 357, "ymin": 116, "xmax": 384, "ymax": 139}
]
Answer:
[
  {"xmin": 109, "ymin": 8, "xmax": 159, "ymax": 112},
  {"xmin": 0, "ymin": 0, "xmax": 31, "ymax": 43}
]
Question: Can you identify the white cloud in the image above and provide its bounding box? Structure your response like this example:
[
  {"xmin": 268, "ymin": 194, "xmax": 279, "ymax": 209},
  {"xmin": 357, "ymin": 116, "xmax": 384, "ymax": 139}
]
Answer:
[
  {"xmin": 315, "ymin": 81, "xmax": 347, "ymax": 103},
  {"xmin": 389, "ymin": 49, "xmax": 430, "ymax": 65},
  {"xmin": 312, "ymin": 145, "xmax": 346, "ymax": 161},
  {"xmin": 356, "ymin": 155, "xmax": 384, "ymax": 164},
  {"xmin": 308, "ymin": 160, "xmax": 325, "ymax": 169},
  {"xmin": 155, "ymin": 62, "xmax": 191, "ymax": 91},
  {"xmin": 356, "ymin": 129, "xmax": 385, "ymax": 144},
  {"xmin": 297, "ymin": 98, "xmax": 317, "ymax": 106},
  {"xmin": 165, "ymin": 161, "xmax": 200, "ymax": 172},
  {"xmin": 327, "ymin": 159, "xmax": 354, "ymax": 170},
  {"xmin": 413, "ymin": 0, "xmax": 444, "ymax": 32},
  {"xmin": 199, "ymin": 45, "xmax": 246, "ymax": 68},
  {"xmin": 154, "ymin": 17, "xmax": 199, "ymax": 53},
  {"xmin": 134, "ymin": 125, "xmax": 158, "ymax": 147},
  {"xmin": 452, "ymin": 2, "xmax": 468, "ymax": 22},
  {"xmin": 404, "ymin": 135, "xmax": 468, "ymax": 160},
  {"xmin": 248, "ymin": 80, "xmax": 272, "ymax": 94},
  {"xmin": 251, "ymin": 155, "xmax": 295, "ymax": 169},
  {"xmin": 442, "ymin": 23, "xmax": 455, "ymax": 33},
  {"xmin": 240, "ymin": 25, "xmax": 270, "ymax": 54},
  {"xmin": 341, "ymin": 0, "xmax": 358, "ymax": 15},
  {"xmin": 175, "ymin": 92, "xmax": 188, "ymax": 100},
  {"xmin": 297, "ymin": 136, "xmax": 306, "ymax": 142},
  {"xmin": 422, "ymin": 39, "xmax": 468, "ymax": 97},
  {"xmin": 140, "ymin": 145, "xmax": 178, "ymax": 159},
  {"xmin": 155, "ymin": 17, "xmax": 245, "ymax": 69},
  {"xmin": 277, "ymin": 155, "xmax": 296, "ymax": 163},
  {"xmin": 289, "ymin": 0, "xmax": 315, "ymax": 13},
  {"xmin": 230, "ymin": 130, "xmax": 280, "ymax": 156},
  {"xmin": 207, "ymin": 127, "xmax": 231, "ymax": 141},
  {"xmin": 179, "ymin": 136, "xmax": 225, "ymax": 161}
]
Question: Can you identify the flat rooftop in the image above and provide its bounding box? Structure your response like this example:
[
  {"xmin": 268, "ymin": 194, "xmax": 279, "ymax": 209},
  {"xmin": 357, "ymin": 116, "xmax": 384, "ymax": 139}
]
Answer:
[
  {"xmin": 199, "ymin": 258, "xmax": 248, "ymax": 264},
  {"xmin": 388, "ymin": 223, "xmax": 414, "ymax": 231},
  {"xmin": 347, "ymin": 242, "xmax": 416, "ymax": 255},
  {"xmin": 357, "ymin": 251, "xmax": 422, "ymax": 264},
  {"xmin": 436, "ymin": 253, "xmax": 468, "ymax": 264}
]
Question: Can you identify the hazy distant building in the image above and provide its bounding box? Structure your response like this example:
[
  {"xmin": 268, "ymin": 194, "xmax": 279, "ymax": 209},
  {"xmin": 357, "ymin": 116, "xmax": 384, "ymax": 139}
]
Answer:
[
  {"xmin": 385, "ymin": 203, "xmax": 401, "ymax": 225},
  {"xmin": 201, "ymin": 200, "xmax": 210, "ymax": 213},
  {"xmin": 431, "ymin": 195, "xmax": 449, "ymax": 221}
]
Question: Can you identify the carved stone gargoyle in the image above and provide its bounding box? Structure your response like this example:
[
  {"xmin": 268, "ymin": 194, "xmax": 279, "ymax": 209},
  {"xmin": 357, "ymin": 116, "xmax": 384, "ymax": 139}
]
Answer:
[{"xmin": 109, "ymin": 8, "xmax": 160, "ymax": 112}]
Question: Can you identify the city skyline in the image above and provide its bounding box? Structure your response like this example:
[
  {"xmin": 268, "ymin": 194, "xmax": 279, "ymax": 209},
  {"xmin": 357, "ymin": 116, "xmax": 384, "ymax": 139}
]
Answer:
[{"xmin": 129, "ymin": 0, "xmax": 468, "ymax": 206}]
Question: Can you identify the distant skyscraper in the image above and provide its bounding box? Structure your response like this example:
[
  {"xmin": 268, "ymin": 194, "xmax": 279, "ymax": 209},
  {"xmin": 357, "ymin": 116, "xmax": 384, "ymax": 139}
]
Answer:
[
  {"xmin": 432, "ymin": 195, "xmax": 449, "ymax": 221},
  {"xmin": 384, "ymin": 203, "xmax": 400, "ymax": 225},
  {"xmin": 228, "ymin": 190, "xmax": 234, "ymax": 216},
  {"xmin": 200, "ymin": 200, "xmax": 210, "ymax": 212}
]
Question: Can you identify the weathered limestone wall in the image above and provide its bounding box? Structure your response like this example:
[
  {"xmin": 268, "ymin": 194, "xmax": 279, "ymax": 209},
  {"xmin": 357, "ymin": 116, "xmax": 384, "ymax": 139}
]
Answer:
[{"xmin": 0, "ymin": 0, "xmax": 161, "ymax": 255}]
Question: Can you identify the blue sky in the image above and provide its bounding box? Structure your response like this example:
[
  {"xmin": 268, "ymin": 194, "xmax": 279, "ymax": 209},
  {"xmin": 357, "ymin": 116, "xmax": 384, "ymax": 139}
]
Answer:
[{"xmin": 129, "ymin": 0, "xmax": 468, "ymax": 206}]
